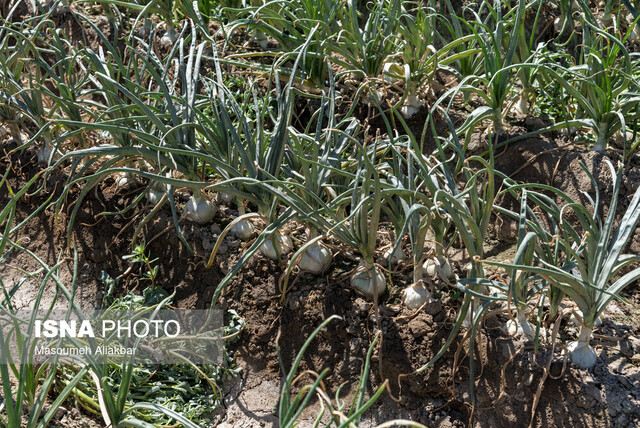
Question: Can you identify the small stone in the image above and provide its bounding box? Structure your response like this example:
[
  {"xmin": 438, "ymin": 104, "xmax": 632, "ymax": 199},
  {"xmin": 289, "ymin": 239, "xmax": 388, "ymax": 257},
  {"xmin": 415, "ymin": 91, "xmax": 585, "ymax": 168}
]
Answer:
[
  {"xmin": 355, "ymin": 299, "xmax": 371, "ymax": 314},
  {"xmin": 202, "ymin": 238, "xmax": 213, "ymax": 250},
  {"xmin": 425, "ymin": 299, "xmax": 442, "ymax": 316},
  {"xmin": 217, "ymin": 244, "xmax": 228, "ymax": 255},
  {"xmin": 524, "ymin": 116, "xmax": 550, "ymax": 131},
  {"xmin": 210, "ymin": 224, "xmax": 222, "ymax": 235},
  {"xmin": 408, "ymin": 317, "xmax": 430, "ymax": 338},
  {"xmin": 89, "ymin": 249, "xmax": 108, "ymax": 263},
  {"xmin": 54, "ymin": 406, "xmax": 68, "ymax": 420},
  {"xmin": 497, "ymin": 219, "xmax": 518, "ymax": 243}
]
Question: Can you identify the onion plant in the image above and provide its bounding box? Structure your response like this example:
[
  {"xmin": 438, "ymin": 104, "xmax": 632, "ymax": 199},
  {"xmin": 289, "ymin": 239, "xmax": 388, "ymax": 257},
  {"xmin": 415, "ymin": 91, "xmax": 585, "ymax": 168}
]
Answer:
[
  {"xmin": 446, "ymin": 0, "xmax": 526, "ymax": 143},
  {"xmin": 437, "ymin": 0, "xmax": 484, "ymax": 81},
  {"xmin": 381, "ymin": 5, "xmax": 436, "ymax": 117},
  {"xmin": 52, "ymin": 22, "xmax": 221, "ymax": 251},
  {"xmin": 284, "ymin": 135, "xmax": 389, "ymax": 299},
  {"xmin": 528, "ymin": 19, "xmax": 640, "ymax": 150},
  {"xmin": 343, "ymin": 141, "xmax": 389, "ymax": 299},
  {"xmin": 380, "ymin": 146, "xmax": 434, "ymax": 308},
  {"xmin": 284, "ymin": 73, "xmax": 356, "ymax": 275},
  {"xmin": 402, "ymin": 109, "xmax": 498, "ymax": 407},
  {"xmin": 256, "ymin": 132, "xmax": 392, "ymax": 299},
  {"xmin": 277, "ymin": 316, "xmax": 426, "ymax": 427},
  {"xmin": 468, "ymin": 191, "xmax": 543, "ymax": 338},
  {"xmin": 199, "ymin": 40, "xmax": 309, "ymax": 261},
  {"xmin": 434, "ymin": 137, "xmax": 496, "ymax": 326},
  {"xmin": 232, "ymin": 0, "xmax": 343, "ymax": 87},
  {"xmin": 489, "ymin": 160, "xmax": 640, "ymax": 369},
  {"xmin": 511, "ymin": 0, "xmax": 545, "ymax": 116},
  {"xmin": 378, "ymin": 117, "xmax": 455, "ymax": 308},
  {"xmin": 385, "ymin": 5, "xmax": 480, "ymax": 118},
  {"xmin": 87, "ymin": 0, "xmax": 179, "ymax": 44},
  {"xmin": 0, "ymin": 251, "xmax": 86, "ymax": 428},
  {"xmin": 494, "ymin": 178, "xmax": 576, "ymax": 323},
  {"xmin": 0, "ymin": 11, "xmax": 56, "ymax": 163},
  {"xmin": 331, "ymin": 0, "xmax": 405, "ymax": 80}
]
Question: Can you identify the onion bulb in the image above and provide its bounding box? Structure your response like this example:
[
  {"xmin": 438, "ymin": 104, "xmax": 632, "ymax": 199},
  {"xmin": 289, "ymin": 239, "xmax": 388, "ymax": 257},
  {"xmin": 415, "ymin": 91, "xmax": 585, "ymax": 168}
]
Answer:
[
  {"xmin": 629, "ymin": 25, "xmax": 640, "ymax": 43},
  {"xmin": 439, "ymin": 257, "xmax": 453, "ymax": 279},
  {"xmin": 423, "ymin": 257, "xmax": 439, "ymax": 277},
  {"xmin": 505, "ymin": 308, "xmax": 535, "ymax": 338},
  {"xmin": 402, "ymin": 280, "xmax": 431, "ymax": 309},
  {"xmin": 383, "ymin": 246, "xmax": 406, "ymax": 265},
  {"xmin": 400, "ymin": 93, "xmax": 423, "ymax": 118},
  {"xmin": 37, "ymin": 144, "xmax": 55, "ymax": 165},
  {"xmin": 160, "ymin": 26, "xmax": 177, "ymax": 46},
  {"xmin": 299, "ymin": 242, "xmax": 332, "ymax": 275},
  {"xmin": 423, "ymin": 256, "xmax": 453, "ymax": 280},
  {"xmin": 115, "ymin": 172, "xmax": 136, "ymax": 189},
  {"xmin": 260, "ymin": 232, "xmax": 293, "ymax": 260},
  {"xmin": 217, "ymin": 192, "xmax": 234, "ymax": 204},
  {"xmin": 230, "ymin": 220, "xmax": 255, "ymax": 241},
  {"xmin": 350, "ymin": 262, "xmax": 386, "ymax": 300},
  {"xmin": 382, "ymin": 62, "xmax": 405, "ymax": 83},
  {"xmin": 253, "ymin": 29, "xmax": 269, "ymax": 49},
  {"xmin": 570, "ymin": 309, "xmax": 602, "ymax": 327},
  {"xmin": 184, "ymin": 195, "xmax": 216, "ymax": 224},
  {"xmin": 146, "ymin": 183, "xmax": 166, "ymax": 205},
  {"xmin": 462, "ymin": 309, "xmax": 473, "ymax": 328},
  {"xmin": 514, "ymin": 93, "xmax": 529, "ymax": 116},
  {"xmin": 568, "ymin": 325, "xmax": 597, "ymax": 369},
  {"xmin": 146, "ymin": 188, "xmax": 163, "ymax": 205}
]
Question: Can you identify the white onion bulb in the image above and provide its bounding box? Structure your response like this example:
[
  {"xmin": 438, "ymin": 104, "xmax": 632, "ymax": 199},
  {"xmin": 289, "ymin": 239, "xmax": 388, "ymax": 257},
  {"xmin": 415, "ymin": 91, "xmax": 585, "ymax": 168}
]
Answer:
[
  {"xmin": 402, "ymin": 281, "xmax": 431, "ymax": 309},
  {"xmin": 423, "ymin": 256, "xmax": 452, "ymax": 280},
  {"xmin": 217, "ymin": 192, "xmax": 234, "ymax": 204},
  {"xmin": 146, "ymin": 183, "xmax": 167, "ymax": 205},
  {"xmin": 553, "ymin": 17, "xmax": 562, "ymax": 33},
  {"xmin": 505, "ymin": 308, "xmax": 535, "ymax": 338},
  {"xmin": 350, "ymin": 262, "xmax": 386, "ymax": 299},
  {"xmin": 146, "ymin": 188, "xmax": 163, "ymax": 205},
  {"xmin": 299, "ymin": 242, "xmax": 332, "ymax": 274},
  {"xmin": 230, "ymin": 220, "xmax": 255, "ymax": 241},
  {"xmin": 184, "ymin": 195, "xmax": 216, "ymax": 224},
  {"xmin": 383, "ymin": 246, "xmax": 406, "ymax": 264},
  {"xmin": 382, "ymin": 62, "xmax": 404, "ymax": 83},
  {"xmin": 423, "ymin": 257, "xmax": 440, "ymax": 278},
  {"xmin": 514, "ymin": 94, "xmax": 529, "ymax": 116},
  {"xmin": 568, "ymin": 325, "xmax": 597, "ymax": 369},
  {"xmin": 115, "ymin": 172, "xmax": 136, "ymax": 189},
  {"xmin": 400, "ymin": 93, "xmax": 423, "ymax": 118},
  {"xmin": 462, "ymin": 308, "xmax": 473, "ymax": 328},
  {"xmin": 160, "ymin": 27, "xmax": 177, "ymax": 46},
  {"xmin": 260, "ymin": 232, "xmax": 293, "ymax": 260},
  {"xmin": 253, "ymin": 29, "xmax": 269, "ymax": 49},
  {"xmin": 37, "ymin": 144, "xmax": 55, "ymax": 165},
  {"xmin": 438, "ymin": 257, "xmax": 453, "ymax": 279}
]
